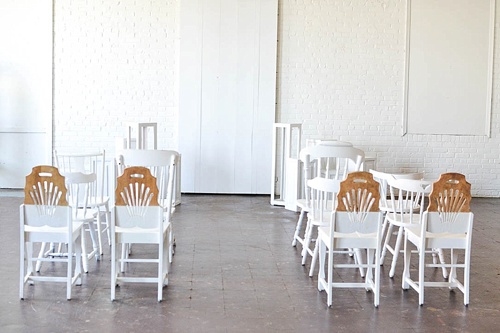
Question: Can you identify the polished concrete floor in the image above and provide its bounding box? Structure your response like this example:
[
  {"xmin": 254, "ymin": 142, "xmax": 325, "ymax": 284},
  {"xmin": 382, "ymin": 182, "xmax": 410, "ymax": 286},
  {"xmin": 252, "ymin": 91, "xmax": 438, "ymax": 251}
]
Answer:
[{"xmin": 1, "ymin": 193, "xmax": 499, "ymax": 332}]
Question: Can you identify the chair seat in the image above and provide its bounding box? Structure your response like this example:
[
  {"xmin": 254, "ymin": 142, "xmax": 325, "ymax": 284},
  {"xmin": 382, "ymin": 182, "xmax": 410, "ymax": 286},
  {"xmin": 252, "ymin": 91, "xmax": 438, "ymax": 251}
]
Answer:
[
  {"xmin": 74, "ymin": 209, "xmax": 99, "ymax": 222},
  {"xmin": 319, "ymin": 226, "xmax": 378, "ymax": 239},
  {"xmin": 405, "ymin": 224, "xmax": 468, "ymax": 249},
  {"xmin": 386, "ymin": 213, "xmax": 422, "ymax": 227},
  {"xmin": 25, "ymin": 222, "xmax": 84, "ymax": 234},
  {"xmin": 318, "ymin": 226, "xmax": 379, "ymax": 249},
  {"xmin": 380, "ymin": 202, "xmax": 420, "ymax": 213},
  {"xmin": 115, "ymin": 223, "xmax": 169, "ymax": 234},
  {"xmin": 297, "ymin": 198, "xmax": 335, "ymax": 211},
  {"xmin": 88, "ymin": 196, "xmax": 110, "ymax": 206}
]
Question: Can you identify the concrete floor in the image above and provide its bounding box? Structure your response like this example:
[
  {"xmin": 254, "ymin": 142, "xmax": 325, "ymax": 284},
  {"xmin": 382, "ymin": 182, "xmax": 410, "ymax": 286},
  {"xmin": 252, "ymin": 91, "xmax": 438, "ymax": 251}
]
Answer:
[{"xmin": 1, "ymin": 193, "xmax": 499, "ymax": 332}]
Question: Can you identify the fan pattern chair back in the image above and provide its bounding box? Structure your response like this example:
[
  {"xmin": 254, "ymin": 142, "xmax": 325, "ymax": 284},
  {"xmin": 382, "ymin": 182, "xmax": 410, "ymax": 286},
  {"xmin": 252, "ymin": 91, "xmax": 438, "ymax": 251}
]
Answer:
[
  {"xmin": 20, "ymin": 165, "xmax": 82, "ymax": 300},
  {"xmin": 316, "ymin": 171, "xmax": 383, "ymax": 307},
  {"xmin": 116, "ymin": 149, "xmax": 179, "ymax": 263},
  {"xmin": 402, "ymin": 172, "xmax": 474, "ymax": 306},
  {"xmin": 111, "ymin": 166, "xmax": 169, "ymax": 302},
  {"xmin": 24, "ymin": 165, "xmax": 69, "ymax": 219},
  {"xmin": 294, "ymin": 144, "xmax": 365, "ymax": 272}
]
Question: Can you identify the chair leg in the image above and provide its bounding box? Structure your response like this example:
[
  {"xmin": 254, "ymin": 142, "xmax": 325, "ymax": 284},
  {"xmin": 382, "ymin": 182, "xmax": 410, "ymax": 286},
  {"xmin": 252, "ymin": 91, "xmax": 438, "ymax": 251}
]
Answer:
[
  {"xmin": 121, "ymin": 243, "xmax": 128, "ymax": 273},
  {"xmin": 402, "ymin": 233, "xmax": 411, "ymax": 290},
  {"xmin": 380, "ymin": 221, "xmax": 394, "ymax": 264},
  {"xmin": 66, "ymin": 241, "xmax": 73, "ymax": 300},
  {"xmin": 75, "ymin": 236, "xmax": 82, "ymax": 286},
  {"xmin": 389, "ymin": 226, "xmax": 404, "ymax": 278},
  {"xmin": 449, "ymin": 249, "xmax": 458, "ymax": 283},
  {"xmin": 19, "ymin": 240, "xmax": 26, "ymax": 300},
  {"xmin": 378, "ymin": 215, "xmax": 389, "ymax": 263},
  {"xmin": 464, "ymin": 248, "xmax": 471, "ymax": 306},
  {"xmin": 158, "ymin": 243, "xmax": 163, "ymax": 302},
  {"xmin": 327, "ymin": 243, "xmax": 334, "ymax": 307},
  {"xmin": 292, "ymin": 210, "xmax": 305, "ymax": 247},
  {"xmin": 437, "ymin": 248, "xmax": 448, "ymax": 279},
  {"xmin": 35, "ymin": 242, "xmax": 47, "ymax": 272},
  {"xmin": 418, "ymin": 245, "xmax": 425, "ymax": 306},
  {"xmin": 354, "ymin": 248, "xmax": 365, "ymax": 278},
  {"xmin": 365, "ymin": 249, "xmax": 373, "ymax": 285},
  {"xmin": 309, "ymin": 240, "xmax": 319, "ymax": 277},
  {"xmin": 95, "ymin": 212, "xmax": 104, "ymax": 256},
  {"xmin": 374, "ymin": 247, "xmax": 381, "ymax": 307},
  {"xmin": 168, "ymin": 225, "xmax": 174, "ymax": 263},
  {"xmin": 317, "ymin": 239, "xmax": 326, "ymax": 291},
  {"xmin": 86, "ymin": 221, "xmax": 100, "ymax": 261},
  {"xmin": 111, "ymin": 237, "xmax": 116, "ymax": 301},
  {"xmin": 105, "ymin": 203, "xmax": 111, "ymax": 246},
  {"xmin": 81, "ymin": 229, "xmax": 89, "ymax": 273},
  {"xmin": 301, "ymin": 219, "xmax": 313, "ymax": 265}
]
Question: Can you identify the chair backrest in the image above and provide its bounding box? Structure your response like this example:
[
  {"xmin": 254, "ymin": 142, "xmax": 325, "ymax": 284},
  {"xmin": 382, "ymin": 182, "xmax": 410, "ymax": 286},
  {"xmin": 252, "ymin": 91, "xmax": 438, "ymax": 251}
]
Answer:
[
  {"xmin": 114, "ymin": 166, "xmax": 163, "ymax": 229},
  {"xmin": 22, "ymin": 165, "xmax": 70, "ymax": 228},
  {"xmin": 387, "ymin": 177, "xmax": 433, "ymax": 224},
  {"xmin": 369, "ymin": 169, "xmax": 424, "ymax": 211},
  {"xmin": 300, "ymin": 145, "xmax": 364, "ymax": 208},
  {"xmin": 424, "ymin": 173, "xmax": 473, "ymax": 238},
  {"xmin": 300, "ymin": 145, "xmax": 364, "ymax": 181},
  {"xmin": 64, "ymin": 171, "xmax": 97, "ymax": 220},
  {"xmin": 307, "ymin": 172, "xmax": 382, "ymax": 248},
  {"xmin": 306, "ymin": 177, "xmax": 341, "ymax": 224},
  {"xmin": 54, "ymin": 150, "xmax": 108, "ymax": 202},
  {"xmin": 115, "ymin": 166, "xmax": 159, "ymax": 207},
  {"xmin": 334, "ymin": 172, "xmax": 381, "ymax": 239},
  {"xmin": 116, "ymin": 149, "xmax": 179, "ymax": 220}
]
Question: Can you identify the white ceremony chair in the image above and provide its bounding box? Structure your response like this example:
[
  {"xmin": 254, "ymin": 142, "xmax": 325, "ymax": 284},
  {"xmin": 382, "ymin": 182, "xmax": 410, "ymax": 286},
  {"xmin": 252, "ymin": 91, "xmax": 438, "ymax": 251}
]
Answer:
[
  {"xmin": 369, "ymin": 170, "xmax": 424, "ymax": 264},
  {"xmin": 111, "ymin": 166, "xmax": 170, "ymax": 302},
  {"xmin": 116, "ymin": 149, "xmax": 179, "ymax": 263},
  {"xmin": 65, "ymin": 171, "xmax": 102, "ymax": 272},
  {"xmin": 316, "ymin": 171, "xmax": 383, "ymax": 307},
  {"xmin": 20, "ymin": 165, "xmax": 83, "ymax": 300},
  {"xmin": 402, "ymin": 173, "xmax": 473, "ymax": 306},
  {"xmin": 35, "ymin": 171, "xmax": 100, "ymax": 273},
  {"xmin": 292, "ymin": 145, "xmax": 365, "ymax": 276},
  {"xmin": 292, "ymin": 141, "xmax": 354, "ymax": 248},
  {"xmin": 54, "ymin": 150, "xmax": 111, "ymax": 256},
  {"xmin": 383, "ymin": 177, "xmax": 448, "ymax": 279}
]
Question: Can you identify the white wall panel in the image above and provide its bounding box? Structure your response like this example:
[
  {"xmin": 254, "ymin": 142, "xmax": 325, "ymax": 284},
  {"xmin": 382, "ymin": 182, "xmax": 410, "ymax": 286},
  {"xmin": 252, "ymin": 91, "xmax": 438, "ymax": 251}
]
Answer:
[
  {"xmin": 179, "ymin": 0, "xmax": 277, "ymax": 194},
  {"xmin": 0, "ymin": 0, "xmax": 52, "ymax": 188}
]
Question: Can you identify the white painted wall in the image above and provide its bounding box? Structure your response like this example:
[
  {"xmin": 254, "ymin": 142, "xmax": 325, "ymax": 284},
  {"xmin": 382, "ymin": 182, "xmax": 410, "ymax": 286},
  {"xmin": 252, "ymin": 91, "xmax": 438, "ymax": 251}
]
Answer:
[
  {"xmin": 53, "ymin": 0, "xmax": 179, "ymax": 152},
  {"xmin": 276, "ymin": 0, "xmax": 500, "ymax": 197},
  {"xmin": 50, "ymin": 0, "xmax": 500, "ymax": 197},
  {"xmin": 0, "ymin": 0, "xmax": 52, "ymax": 188}
]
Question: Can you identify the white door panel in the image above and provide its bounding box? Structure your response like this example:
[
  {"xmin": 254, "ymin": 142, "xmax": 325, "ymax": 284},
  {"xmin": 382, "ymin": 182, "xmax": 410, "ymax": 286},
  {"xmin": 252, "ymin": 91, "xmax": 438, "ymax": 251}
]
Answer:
[
  {"xmin": 180, "ymin": 0, "xmax": 277, "ymax": 194},
  {"xmin": 0, "ymin": 0, "xmax": 52, "ymax": 188}
]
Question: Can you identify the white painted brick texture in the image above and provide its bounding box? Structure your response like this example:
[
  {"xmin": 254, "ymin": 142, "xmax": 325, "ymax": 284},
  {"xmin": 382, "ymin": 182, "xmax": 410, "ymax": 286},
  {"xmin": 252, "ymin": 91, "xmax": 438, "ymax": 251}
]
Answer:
[
  {"xmin": 52, "ymin": 0, "xmax": 500, "ymax": 196},
  {"xmin": 53, "ymin": 0, "xmax": 179, "ymax": 154},
  {"xmin": 277, "ymin": 0, "xmax": 500, "ymax": 197}
]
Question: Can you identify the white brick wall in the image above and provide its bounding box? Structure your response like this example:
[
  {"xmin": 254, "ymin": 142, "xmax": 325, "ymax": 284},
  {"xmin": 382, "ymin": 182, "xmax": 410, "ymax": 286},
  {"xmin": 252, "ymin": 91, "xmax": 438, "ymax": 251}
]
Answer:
[
  {"xmin": 53, "ymin": 0, "xmax": 179, "ymax": 153},
  {"xmin": 52, "ymin": 0, "xmax": 500, "ymax": 197},
  {"xmin": 276, "ymin": 0, "xmax": 500, "ymax": 197}
]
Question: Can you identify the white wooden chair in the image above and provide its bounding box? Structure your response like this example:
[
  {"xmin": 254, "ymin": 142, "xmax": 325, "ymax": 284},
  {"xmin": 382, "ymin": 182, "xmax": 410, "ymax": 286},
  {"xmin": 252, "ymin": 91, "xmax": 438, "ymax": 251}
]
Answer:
[
  {"xmin": 116, "ymin": 149, "xmax": 179, "ymax": 263},
  {"xmin": 65, "ymin": 171, "xmax": 101, "ymax": 272},
  {"xmin": 316, "ymin": 171, "xmax": 383, "ymax": 307},
  {"xmin": 292, "ymin": 145, "xmax": 365, "ymax": 276},
  {"xmin": 369, "ymin": 170, "xmax": 425, "ymax": 265},
  {"xmin": 384, "ymin": 177, "xmax": 448, "ymax": 279},
  {"xmin": 111, "ymin": 166, "xmax": 170, "ymax": 302},
  {"xmin": 292, "ymin": 142, "xmax": 354, "ymax": 248},
  {"xmin": 402, "ymin": 173, "xmax": 473, "ymax": 306},
  {"xmin": 35, "ymin": 171, "xmax": 101, "ymax": 273},
  {"xmin": 20, "ymin": 165, "xmax": 83, "ymax": 300},
  {"xmin": 54, "ymin": 150, "xmax": 111, "ymax": 256}
]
